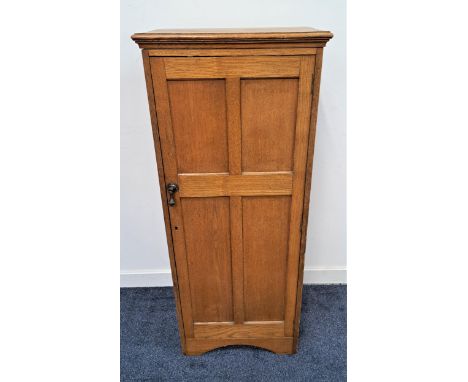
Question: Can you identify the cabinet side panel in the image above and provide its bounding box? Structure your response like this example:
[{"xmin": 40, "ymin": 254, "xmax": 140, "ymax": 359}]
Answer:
[
  {"xmin": 243, "ymin": 196, "xmax": 291, "ymax": 321},
  {"xmin": 293, "ymin": 49, "xmax": 324, "ymax": 350},
  {"xmin": 284, "ymin": 55, "xmax": 315, "ymax": 337},
  {"xmin": 241, "ymin": 78, "xmax": 298, "ymax": 172},
  {"xmin": 181, "ymin": 197, "xmax": 233, "ymax": 322},
  {"xmin": 167, "ymin": 79, "xmax": 229, "ymax": 173},
  {"xmin": 142, "ymin": 52, "xmax": 187, "ymax": 351}
]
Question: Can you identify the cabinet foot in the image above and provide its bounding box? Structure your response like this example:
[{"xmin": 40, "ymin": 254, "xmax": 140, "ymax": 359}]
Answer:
[{"xmin": 184, "ymin": 337, "xmax": 295, "ymax": 355}]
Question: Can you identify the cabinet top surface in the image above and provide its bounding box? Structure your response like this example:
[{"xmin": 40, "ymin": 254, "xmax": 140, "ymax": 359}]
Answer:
[{"xmin": 132, "ymin": 27, "xmax": 333, "ymax": 46}]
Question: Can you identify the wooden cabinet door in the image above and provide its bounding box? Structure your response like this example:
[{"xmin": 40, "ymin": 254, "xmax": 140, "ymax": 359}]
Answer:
[{"xmin": 149, "ymin": 55, "xmax": 315, "ymax": 354}]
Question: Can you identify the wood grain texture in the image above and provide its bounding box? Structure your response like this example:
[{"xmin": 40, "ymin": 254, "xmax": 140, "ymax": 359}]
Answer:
[
  {"xmin": 132, "ymin": 27, "xmax": 333, "ymax": 47},
  {"xmin": 230, "ymin": 196, "xmax": 244, "ymax": 324},
  {"xmin": 283, "ymin": 56, "xmax": 316, "ymax": 337},
  {"xmin": 164, "ymin": 57, "xmax": 300, "ymax": 79},
  {"xmin": 292, "ymin": 48, "xmax": 324, "ymax": 352},
  {"xmin": 141, "ymin": 51, "xmax": 187, "ymax": 353},
  {"xmin": 167, "ymin": 79, "xmax": 228, "ymax": 173},
  {"xmin": 143, "ymin": 42, "xmax": 329, "ymax": 50},
  {"xmin": 148, "ymin": 48, "xmax": 317, "ymax": 57},
  {"xmin": 150, "ymin": 58, "xmax": 195, "ymax": 337},
  {"xmin": 241, "ymin": 78, "xmax": 298, "ymax": 172},
  {"xmin": 135, "ymin": 28, "xmax": 332, "ymax": 355},
  {"xmin": 243, "ymin": 196, "xmax": 291, "ymax": 322},
  {"xmin": 181, "ymin": 197, "xmax": 233, "ymax": 323},
  {"xmin": 193, "ymin": 322, "xmax": 284, "ymax": 339},
  {"xmin": 226, "ymin": 77, "xmax": 245, "ymax": 324},
  {"xmin": 178, "ymin": 173, "xmax": 293, "ymax": 197},
  {"xmin": 226, "ymin": 78, "xmax": 241, "ymax": 176},
  {"xmin": 185, "ymin": 337, "xmax": 294, "ymax": 356}
]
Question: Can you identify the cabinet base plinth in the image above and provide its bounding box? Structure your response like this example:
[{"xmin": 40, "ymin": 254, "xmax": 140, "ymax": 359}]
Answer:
[{"xmin": 184, "ymin": 337, "xmax": 296, "ymax": 356}]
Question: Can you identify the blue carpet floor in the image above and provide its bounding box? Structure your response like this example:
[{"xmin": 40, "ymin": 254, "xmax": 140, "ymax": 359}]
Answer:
[{"xmin": 121, "ymin": 285, "xmax": 346, "ymax": 381}]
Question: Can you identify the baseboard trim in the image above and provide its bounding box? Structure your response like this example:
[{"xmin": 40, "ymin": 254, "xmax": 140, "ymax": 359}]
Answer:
[
  {"xmin": 120, "ymin": 267, "xmax": 346, "ymax": 287},
  {"xmin": 120, "ymin": 269, "xmax": 173, "ymax": 287},
  {"xmin": 302, "ymin": 267, "xmax": 347, "ymax": 284}
]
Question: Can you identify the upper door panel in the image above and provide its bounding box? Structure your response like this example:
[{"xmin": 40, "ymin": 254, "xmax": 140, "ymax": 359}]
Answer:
[
  {"xmin": 241, "ymin": 78, "xmax": 298, "ymax": 172},
  {"xmin": 167, "ymin": 79, "xmax": 228, "ymax": 174}
]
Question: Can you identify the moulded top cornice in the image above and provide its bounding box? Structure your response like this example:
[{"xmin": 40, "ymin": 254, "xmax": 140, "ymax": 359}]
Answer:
[{"xmin": 131, "ymin": 27, "xmax": 333, "ymax": 47}]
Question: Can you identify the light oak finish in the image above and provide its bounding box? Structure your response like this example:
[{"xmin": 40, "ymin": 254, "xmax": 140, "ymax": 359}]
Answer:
[
  {"xmin": 241, "ymin": 78, "xmax": 298, "ymax": 172},
  {"xmin": 150, "ymin": 57, "xmax": 196, "ymax": 338},
  {"xmin": 294, "ymin": 47, "xmax": 325, "ymax": 350},
  {"xmin": 132, "ymin": 27, "xmax": 333, "ymax": 46},
  {"xmin": 193, "ymin": 322, "xmax": 284, "ymax": 339},
  {"xmin": 167, "ymin": 79, "xmax": 229, "ymax": 173},
  {"xmin": 181, "ymin": 197, "xmax": 233, "ymax": 322},
  {"xmin": 284, "ymin": 55, "xmax": 315, "ymax": 336},
  {"xmin": 133, "ymin": 27, "xmax": 332, "ymax": 355},
  {"xmin": 178, "ymin": 173, "xmax": 293, "ymax": 197},
  {"xmin": 185, "ymin": 337, "xmax": 294, "ymax": 356},
  {"xmin": 145, "ymin": 43, "xmax": 329, "ymax": 50},
  {"xmin": 148, "ymin": 48, "xmax": 317, "ymax": 57},
  {"xmin": 164, "ymin": 56, "xmax": 300, "ymax": 79},
  {"xmin": 243, "ymin": 196, "xmax": 291, "ymax": 321},
  {"xmin": 141, "ymin": 51, "xmax": 187, "ymax": 349},
  {"xmin": 226, "ymin": 77, "xmax": 245, "ymax": 325}
]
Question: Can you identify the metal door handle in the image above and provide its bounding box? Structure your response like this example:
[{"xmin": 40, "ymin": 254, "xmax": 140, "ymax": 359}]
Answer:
[{"xmin": 166, "ymin": 183, "xmax": 179, "ymax": 207}]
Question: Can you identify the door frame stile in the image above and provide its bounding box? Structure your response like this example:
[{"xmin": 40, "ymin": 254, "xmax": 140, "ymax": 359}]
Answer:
[
  {"xmin": 141, "ymin": 50, "xmax": 187, "ymax": 351},
  {"xmin": 149, "ymin": 56, "xmax": 195, "ymax": 339}
]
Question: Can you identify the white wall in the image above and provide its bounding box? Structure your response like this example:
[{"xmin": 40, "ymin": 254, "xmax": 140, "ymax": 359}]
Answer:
[{"xmin": 121, "ymin": 0, "xmax": 346, "ymax": 286}]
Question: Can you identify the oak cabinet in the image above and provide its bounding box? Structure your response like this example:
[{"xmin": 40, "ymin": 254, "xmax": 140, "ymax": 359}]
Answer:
[{"xmin": 132, "ymin": 27, "xmax": 333, "ymax": 355}]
